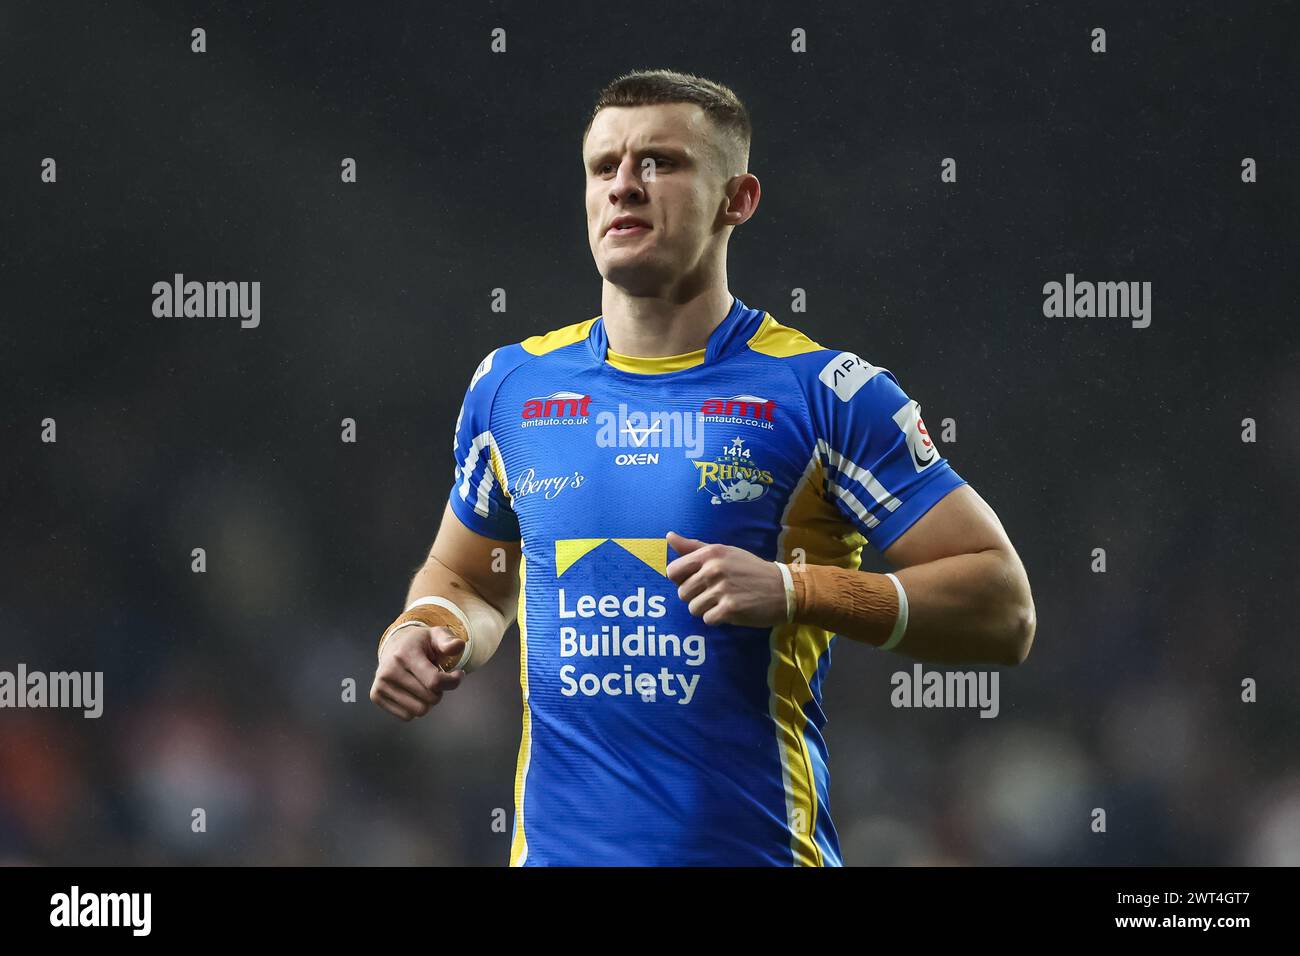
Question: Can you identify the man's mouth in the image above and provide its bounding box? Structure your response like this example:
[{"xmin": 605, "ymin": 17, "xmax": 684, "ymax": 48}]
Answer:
[{"xmin": 607, "ymin": 217, "xmax": 651, "ymax": 237}]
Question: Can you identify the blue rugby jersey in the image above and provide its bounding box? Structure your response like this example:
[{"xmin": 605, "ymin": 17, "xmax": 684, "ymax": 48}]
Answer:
[{"xmin": 447, "ymin": 295, "xmax": 966, "ymax": 866}]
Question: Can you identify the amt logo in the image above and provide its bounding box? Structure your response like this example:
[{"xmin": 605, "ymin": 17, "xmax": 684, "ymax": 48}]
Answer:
[
  {"xmin": 700, "ymin": 394, "xmax": 777, "ymax": 421},
  {"xmin": 522, "ymin": 391, "xmax": 592, "ymax": 419}
]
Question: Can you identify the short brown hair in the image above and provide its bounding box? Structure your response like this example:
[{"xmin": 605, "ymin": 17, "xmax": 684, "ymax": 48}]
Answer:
[{"xmin": 581, "ymin": 69, "xmax": 752, "ymax": 177}]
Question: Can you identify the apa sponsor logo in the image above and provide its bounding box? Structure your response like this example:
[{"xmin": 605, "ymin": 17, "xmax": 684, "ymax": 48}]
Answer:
[
  {"xmin": 819, "ymin": 351, "xmax": 885, "ymax": 402},
  {"xmin": 892, "ymin": 400, "xmax": 937, "ymax": 472},
  {"xmin": 520, "ymin": 391, "xmax": 592, "ymax": 426},
  {"xmin": 692, "ymin": 436, "xmax": 773, "ymax": 504},
  {"xmin": 699, "ymin": 394, "xmax": 777, "ymax": 430}
]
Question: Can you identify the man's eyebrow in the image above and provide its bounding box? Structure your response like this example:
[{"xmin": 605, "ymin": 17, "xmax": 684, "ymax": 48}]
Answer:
[{"xmin": 586, "ymin": 144, "xmax": 691, "ymax": 166}]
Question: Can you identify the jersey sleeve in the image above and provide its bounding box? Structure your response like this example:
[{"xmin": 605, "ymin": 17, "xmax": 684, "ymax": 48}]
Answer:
[
  {"xmin": 805, "ymin": 350, "xmax": 966, "ymax": 553},
  {"xmin": 447, "ymin": 347, "xmax": 521, "ymax": 541}
]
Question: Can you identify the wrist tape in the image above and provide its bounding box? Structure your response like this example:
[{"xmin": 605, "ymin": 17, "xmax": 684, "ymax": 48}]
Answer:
[
  {"xmin": 786, "ymin": 563, "xmax": 908, "ymax": 651},
  {"xmin": 377, "ymin": 596, "xmax": 474, "ymax": 671}
]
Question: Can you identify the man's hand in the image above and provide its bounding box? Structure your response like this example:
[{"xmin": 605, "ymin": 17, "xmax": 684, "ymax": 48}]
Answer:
[
  {"xmin": 370, "ymin": 626, "xmax": 466, "ymax": 721},
  {"xmin": 665, "ymin": 531, "xmax": 788, "ymax": 627}
]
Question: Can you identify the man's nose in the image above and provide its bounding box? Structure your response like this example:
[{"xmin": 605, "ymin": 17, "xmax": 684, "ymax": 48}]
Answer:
[{"xmin": 610, "ymin": 157, "xmax": 647, "ymax": 202}]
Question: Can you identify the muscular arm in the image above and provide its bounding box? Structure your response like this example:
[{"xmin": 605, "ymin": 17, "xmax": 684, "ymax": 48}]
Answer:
[
  {"xmin": 879, "ymin": 484, "xmax": 1036, "ymax": 666},
  {"xmin": 393, "ymin": 501, "xmax": 522, "ymax": 671},
  {"xmin": 370, "ymin": 505, "xmax": 521, "ymax": 721},
  {"xmin": 668, "ymin": 484, "xmax": 1035, "ymax": 668}
]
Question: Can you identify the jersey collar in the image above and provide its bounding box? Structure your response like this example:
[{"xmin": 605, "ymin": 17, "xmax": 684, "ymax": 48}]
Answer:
[{"xmin": 587, "ymin": 295, "xmax": 766, "ymax": 370}]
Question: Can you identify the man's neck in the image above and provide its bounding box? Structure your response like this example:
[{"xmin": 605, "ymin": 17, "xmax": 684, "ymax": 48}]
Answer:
[{"xmin": 601, "ymin": 286, "xmax": 735, "ymax": 358}]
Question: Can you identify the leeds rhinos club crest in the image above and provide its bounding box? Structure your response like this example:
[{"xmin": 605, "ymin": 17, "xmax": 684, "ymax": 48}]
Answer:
[{"xmin": 692, "ymin": 436, "xmax": 774, "ymax": 504}]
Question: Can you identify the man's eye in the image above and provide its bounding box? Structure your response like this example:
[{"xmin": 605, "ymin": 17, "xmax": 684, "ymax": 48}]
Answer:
[{"xmin": 593, "ymin": 158, "xmax": 671, "ymax": 175}]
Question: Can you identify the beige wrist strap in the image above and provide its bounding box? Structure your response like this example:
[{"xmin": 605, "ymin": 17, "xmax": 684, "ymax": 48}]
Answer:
[
  {"xmin": 377, "ymin": 596, "xmax": 474, "ymax": 671},
  {"xmin": 788, "ymin": 563, "xmax": 905, "ymax": 650}
]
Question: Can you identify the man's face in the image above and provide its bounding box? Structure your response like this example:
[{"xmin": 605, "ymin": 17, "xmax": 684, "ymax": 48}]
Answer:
[{"xmin": 583, "ymin": 102, "xmax": 732, "ymax": 295}]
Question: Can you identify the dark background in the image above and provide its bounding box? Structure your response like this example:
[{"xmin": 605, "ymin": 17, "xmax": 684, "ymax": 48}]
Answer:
[{"xmin": 1, "ymin": 0, "xmax": 1297, "ymax": 865}]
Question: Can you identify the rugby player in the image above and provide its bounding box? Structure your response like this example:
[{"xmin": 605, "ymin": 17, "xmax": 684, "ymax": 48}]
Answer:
[{"xmin": 370, "ymin": 69, "xmax": 1036, "ymax": 865}]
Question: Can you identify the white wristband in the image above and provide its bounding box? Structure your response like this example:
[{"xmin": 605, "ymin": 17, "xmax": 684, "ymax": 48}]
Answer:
[
  {"xmin": 774, "ymin": 562, "xmax": 796, "ymax": 623},
  {"xmin": 377, "ymin": 596, "xmax": 475, "ymax": 669},
  {"xmin": 878, "ymin": 572, "xmax": 909, "ymax": 651}
]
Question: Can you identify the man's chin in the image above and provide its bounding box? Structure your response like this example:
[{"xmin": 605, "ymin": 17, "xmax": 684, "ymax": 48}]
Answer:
[{"xmin": 600, "ymin": 258, "xmax": 673, "ymax": 294}]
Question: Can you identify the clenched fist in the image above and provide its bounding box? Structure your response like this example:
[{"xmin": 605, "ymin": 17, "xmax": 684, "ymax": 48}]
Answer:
[
  {"xmin": 665, "ymin": 530, "xmax": 789, "ymax": 627},
  {"xmin": 370, "ymin": 626, "xmax": 465, "ymax": 721}
]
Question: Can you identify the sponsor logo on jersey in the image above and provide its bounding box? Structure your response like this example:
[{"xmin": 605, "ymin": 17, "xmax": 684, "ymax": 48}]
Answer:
[
  {"xmin": 620, "ymin": 418, "xmax": 663, "ymax": 447},
  {"xmin": 510, "ymin": 467, "xmax": 586, "ymax": 501},
  {"xmin": 699, "ymin": 394, "xmax": 777, "ymax": 429},
  {"xmin": 594, "ymin": 404, "xmax": 706, "ymax": 458},
  {"xmin": 521, "ymin": 391, "xmax": 592, "ymax": 426},
  {"xmin": 818, "ymin": 351, "xmax": 884, "ymax": 402},
  {"xmin": 692, "ymin": 436, "xmax": 774, "ymax": 504},
  {"xmin": 469, "ymin": 348, "xmax": 497, "ymax": 390},
  {"xmin": 552, "ymin": 538, "xmax": 706, "ymax": 705},
  {"xmin": 892, "ymin": 400, "xmax": 937, "ymax": 471},
  {"xmin": 615, "ymin": 451, "xmax": 660, "ymax": 466}
]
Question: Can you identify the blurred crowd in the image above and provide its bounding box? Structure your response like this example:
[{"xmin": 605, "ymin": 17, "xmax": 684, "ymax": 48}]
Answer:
[{"xmin": 2, "ymin": 355, "xmax": 1297, "ymax": 866}]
